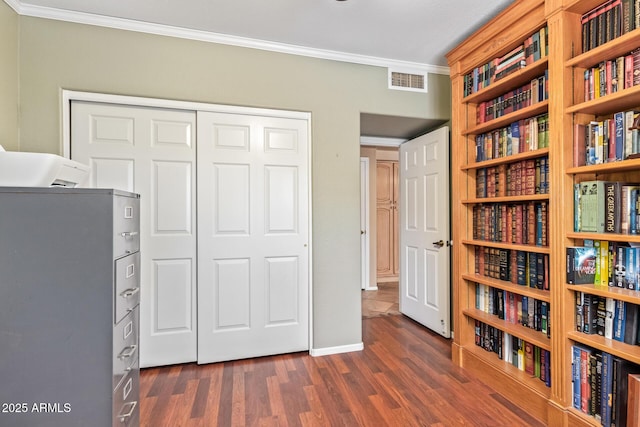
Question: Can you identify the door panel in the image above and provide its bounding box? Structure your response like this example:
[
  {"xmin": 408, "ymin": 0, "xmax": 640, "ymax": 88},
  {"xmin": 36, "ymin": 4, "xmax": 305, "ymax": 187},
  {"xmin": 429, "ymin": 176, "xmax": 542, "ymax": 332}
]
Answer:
[
  {"xmin": 71, "ymin": 101, "xmax": 197, "ymax": 367},
  {"xmin": 376, "ymin": 161, "xmax": 399, "ymax": 279},
  {"xmin": 399, "ymin": 127, "xmax": 450, "ymax": 337},
  {"xmin": 197, "ymin": 111, "xmax": 309, "ymax": 364}
]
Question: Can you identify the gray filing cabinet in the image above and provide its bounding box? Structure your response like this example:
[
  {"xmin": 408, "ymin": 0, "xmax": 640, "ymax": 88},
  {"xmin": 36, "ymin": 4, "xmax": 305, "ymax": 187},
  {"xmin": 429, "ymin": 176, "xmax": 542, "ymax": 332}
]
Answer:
[{"xmin": 0, "ymin": 187, "xmax": 141, "ymax": 427}]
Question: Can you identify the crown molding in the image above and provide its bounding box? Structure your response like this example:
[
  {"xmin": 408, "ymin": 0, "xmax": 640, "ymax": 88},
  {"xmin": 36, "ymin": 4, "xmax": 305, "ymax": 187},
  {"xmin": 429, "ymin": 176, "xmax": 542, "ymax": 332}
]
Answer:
[{"xmin": 8, "ymin": 0, "xmax": 450, "ymax": 75}]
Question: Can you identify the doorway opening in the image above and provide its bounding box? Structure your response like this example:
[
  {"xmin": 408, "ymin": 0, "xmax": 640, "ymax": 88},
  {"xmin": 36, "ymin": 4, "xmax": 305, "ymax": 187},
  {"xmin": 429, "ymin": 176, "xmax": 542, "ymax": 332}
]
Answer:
[{"xmin": 359, "ymin": 113, "xmax": 448, "ymax": 324}]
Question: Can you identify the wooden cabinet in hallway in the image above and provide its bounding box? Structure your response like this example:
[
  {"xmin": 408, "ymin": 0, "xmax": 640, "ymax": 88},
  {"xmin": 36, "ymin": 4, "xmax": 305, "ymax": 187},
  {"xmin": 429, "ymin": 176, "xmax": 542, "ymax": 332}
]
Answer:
[{"xmin": 376, "ymin": 160, "xmax": 398, "ymax": 280}]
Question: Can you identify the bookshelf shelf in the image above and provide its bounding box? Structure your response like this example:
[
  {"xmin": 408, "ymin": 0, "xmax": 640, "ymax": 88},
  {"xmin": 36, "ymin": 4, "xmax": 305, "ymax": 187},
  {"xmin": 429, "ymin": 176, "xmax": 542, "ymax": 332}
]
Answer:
[
  {"xmin": 565, "ymin": 84, "xmax": 640, "ymax": 115},
  {"xmin": 566, "ymin": 231, "xmax": 640, "ymax": 244},
  {"xmin": 566, "ymin": 284, "xmax": 640, "ymax": 304},
  {"xmin": 463, "ymin": 273, "xmax": 551, "ymax": 302},
  {"xmin": 463, "ymin": 58, "xmax": 549, "ymax": 104},
  {"xmin": 461, "ymin": 147, "xmax": 549, "ymax": 170},
  {"xmin": 464, "ymin": 308, "xmax": 552, "ymax": 350},
  {"xmin": 566, "ymin": 28, "xmax": 640, "ymax": 69},
  {"xmin": 567, "ymin": 331, "xmax": 640, "ymax": 365},
  {"xmin": 462, "ymin": 239, "xmax": 550, "ymax": 253},
  {"xmin": 463, "ymin": 100, "xmax": 549, "ymax": 136},
  {"xmin": 566, "ymin": 157, "xmax": 640, "ymax": 174},
  {"xmin": 462, "ymin": 194, "xmax": 550, "ymax": 204}
]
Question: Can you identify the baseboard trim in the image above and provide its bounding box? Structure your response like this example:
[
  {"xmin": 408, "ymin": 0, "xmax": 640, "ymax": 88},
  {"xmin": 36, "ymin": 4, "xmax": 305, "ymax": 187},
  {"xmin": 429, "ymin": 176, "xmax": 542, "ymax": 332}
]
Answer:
[{"xmin": 310, "ymin": 342, "xmax": 364, "ymax": 357}]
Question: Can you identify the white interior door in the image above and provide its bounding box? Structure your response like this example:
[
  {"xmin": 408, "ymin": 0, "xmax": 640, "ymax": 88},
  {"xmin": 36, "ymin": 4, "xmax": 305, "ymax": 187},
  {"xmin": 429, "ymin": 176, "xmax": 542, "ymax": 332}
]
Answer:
[
  {"xmin": 196, "ymin": 111, "xmax": 310, "ymax": 364},
  {"xmin": 71, "ymin": 101, "xmax": 198, "ymax": 367},
  {"xmin": 399, "ymin": 126, "xmax": 450, "ymax": 337}
]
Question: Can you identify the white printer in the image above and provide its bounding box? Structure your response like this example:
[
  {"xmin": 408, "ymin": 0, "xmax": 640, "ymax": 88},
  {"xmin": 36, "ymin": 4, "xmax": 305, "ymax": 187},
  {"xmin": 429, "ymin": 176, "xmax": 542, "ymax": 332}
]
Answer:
[{"xmin": 0, "ymin": 145, "xmax": 90, "ymax": 188}]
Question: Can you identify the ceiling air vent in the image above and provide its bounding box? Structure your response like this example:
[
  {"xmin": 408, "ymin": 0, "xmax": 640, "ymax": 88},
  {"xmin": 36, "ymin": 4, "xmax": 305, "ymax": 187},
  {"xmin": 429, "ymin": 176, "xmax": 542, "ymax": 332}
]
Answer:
[{"xmin": 388, "ymin": 69, "xmax": 428, "ymax": 93}]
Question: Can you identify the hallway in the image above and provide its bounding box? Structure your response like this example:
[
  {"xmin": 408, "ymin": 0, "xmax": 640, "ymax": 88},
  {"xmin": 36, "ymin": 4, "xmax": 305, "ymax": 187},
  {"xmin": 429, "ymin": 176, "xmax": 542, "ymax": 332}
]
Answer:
[{"xmin": 361, "ymin": 282, "xmax": 400, "ymax": 318}]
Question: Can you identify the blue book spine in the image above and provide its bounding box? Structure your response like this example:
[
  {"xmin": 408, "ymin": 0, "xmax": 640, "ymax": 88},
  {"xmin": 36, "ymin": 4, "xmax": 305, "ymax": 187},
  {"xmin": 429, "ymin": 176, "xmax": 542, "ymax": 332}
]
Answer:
[
  {"xmin": 613, "ymin": 300, "xmax": 626, "ymax": 341},
  {"xmin": 631, "ymin": 189, "xmax": 638, "ymax": 235},
  {"xmin": 615, "ymin": 112, "xmax": 624, "ymax": 160},
  {"xmin": 627, "ymin": 247, "xmax": 637, "ymax": 290},
  {"xmin": 601, "ymin": 352, "xmax": 613, "ymax": 427},
  {"xmin": 572, "ymin": 345, "xmax": 582, "ymax": 410}
]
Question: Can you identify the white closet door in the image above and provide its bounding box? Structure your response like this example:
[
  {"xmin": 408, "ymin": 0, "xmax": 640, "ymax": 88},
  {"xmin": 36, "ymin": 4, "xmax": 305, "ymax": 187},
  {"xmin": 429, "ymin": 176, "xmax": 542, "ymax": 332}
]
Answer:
[
  {"xmin": 71, "ymin": 101, "xmax": 197, "ymax": 367},
  {"xmin": 196, "ymin": 111, "xmax": 310, "ymax": 363}
]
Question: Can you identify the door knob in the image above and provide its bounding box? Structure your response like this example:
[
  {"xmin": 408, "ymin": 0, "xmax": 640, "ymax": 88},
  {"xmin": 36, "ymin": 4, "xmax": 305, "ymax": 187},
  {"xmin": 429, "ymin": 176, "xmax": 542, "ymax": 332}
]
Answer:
[{"xmin": 432, "ymin": 240, "xmax": 444, "ymax": 248}]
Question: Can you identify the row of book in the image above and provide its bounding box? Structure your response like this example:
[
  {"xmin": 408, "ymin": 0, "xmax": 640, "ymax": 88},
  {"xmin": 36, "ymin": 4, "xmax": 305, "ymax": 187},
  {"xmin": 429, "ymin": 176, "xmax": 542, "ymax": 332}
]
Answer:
[
  {"xmin": 475, "ymin": 247, "xmax": 550, "ymax": 290},
  {"xmin": 474, "ymin": 320, "xmax": 551, "ymax": 387},
  {"xmin": 475, "ymin": 114, "xmax": 550, "ymax": 162},
  {"xmin": 472, "ymin": 201, "xmax": 548, "ymax": 247},
  {"xmin": 571, "ymin": 344, "xmax": 640, "ymax": 426},
  {"xmin": 581, "ymin": 0, "xmax": 640, "ymax": 52},
  {"xmin": 475, "ymin": 284, "xmax": 550, "ymax": 337},
  {"xmin": 475, "ymin": 157, "xmax": 549, "ymax": 198},
  {"xmin": 574, "ymin": 181, "xmax": 640, "ymax": 234},
  {"xmin": 462, "ymin": 25, "xmax": 548, "ymax": 97},
  {"xmin": 476, "ymin": 73, "xmax": 548, "ymax": 124},
  {"xmin": 583, "ymin": 50, "xmax": 640, "ymax": 101},
  {"xmin": 574, "ymin": 111, "xmax": 640, "ymax": 166},
  {"xmin": 567, "ymin": 241, "xmax": 640, "ymax": 290},
  {"xmin": 575, "ymin": 292, "xmax": 640, "ymax": 346}
]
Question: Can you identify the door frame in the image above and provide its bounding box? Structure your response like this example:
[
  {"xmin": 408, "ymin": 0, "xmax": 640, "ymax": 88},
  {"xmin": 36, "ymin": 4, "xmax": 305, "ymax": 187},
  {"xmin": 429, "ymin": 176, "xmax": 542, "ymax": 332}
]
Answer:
[
  {"xmin": 61, "ymin": 89, "xmax": 315, "ymax": 352},
  {"xmin": 360, "ymin": 157, "xmax": 374, "ymax": 291}
]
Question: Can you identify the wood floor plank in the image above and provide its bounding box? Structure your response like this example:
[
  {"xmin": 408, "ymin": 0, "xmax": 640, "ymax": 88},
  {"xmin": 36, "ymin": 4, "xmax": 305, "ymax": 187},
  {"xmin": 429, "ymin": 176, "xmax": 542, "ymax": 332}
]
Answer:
[{"xmin": 140, "ymin": 315, "xmax": 546, "ymax": 427}]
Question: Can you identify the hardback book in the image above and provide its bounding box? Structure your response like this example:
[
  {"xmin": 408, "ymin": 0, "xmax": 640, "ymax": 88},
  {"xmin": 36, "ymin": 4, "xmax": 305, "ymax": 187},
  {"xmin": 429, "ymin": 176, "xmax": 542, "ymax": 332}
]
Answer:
[
  {"xmin": 572, "ymin": 345, "xmax": 583, "ymax": 410},
  {"xmin": 621, "ymin": 186, "xmax": 640, "ymax": 234},
  {"xmin": 602, "ymin": 352, "xmax": 614, "ymax": 426},
  {"xmin": 589, "ymin": 352, "xmax": 599, "ymax": 417},
  {"xmin": 576, "ymin": 181, "xmax": 606, "ymax": 232},
  {"xmin": 575, "ymin": 123, "xmax": 587, "ymax": 166},
  {"xmin": 624, "ymin": 246, "xmax": 639, "ymax": 290},
  {"xmin": 583, "ymin": 294, "xmax": 599, "ymax": 334},
  {"xmin": 567, "ymin": 246, "xmax": 598, "ymax": 284},
  {"xmin": 596, "ymin": 297, "xmax": 607, "ymax": 336},
  {"xmin": 613, "ymin": 299, "xmax": 626, "ymax": 342},
  {"xmin": 614, "ymin": 242, "xmax": 630, "ymax": 287},
  {"xmin": 624, "ymin": 303, "xmax": 639, "ymax": 345},
  {"xmin": 612, "ymin": 357, "xmax": 640, "ymax": 427},
  {"xmin": 605, "ymin": 297, "xmax": 616, "ymax": 339},
  {"xmin": 576, "ymin": 292, "xmax": 585, "ymax": 333},
  {"xmin": 604, "ymin": 182, "xmax": 622, "ymax": 233}
]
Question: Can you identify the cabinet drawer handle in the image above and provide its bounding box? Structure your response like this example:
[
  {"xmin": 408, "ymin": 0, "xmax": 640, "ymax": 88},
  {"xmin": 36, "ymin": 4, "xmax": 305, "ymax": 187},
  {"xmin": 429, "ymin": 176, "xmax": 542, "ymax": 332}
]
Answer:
[
  {"xmin": 120, "ymin": 288, "xmax": 140, "ymax": 299},
  {"xmin": 117, "ymin": 401, "xmax": 137, "ymax": 423},
  {"xmin": 120, "ymin": 231, "xmax": 139, "ymax": 238},
  {"xmin": 118, "ymin": 345, "xmax": 137, "ymax": 360}
]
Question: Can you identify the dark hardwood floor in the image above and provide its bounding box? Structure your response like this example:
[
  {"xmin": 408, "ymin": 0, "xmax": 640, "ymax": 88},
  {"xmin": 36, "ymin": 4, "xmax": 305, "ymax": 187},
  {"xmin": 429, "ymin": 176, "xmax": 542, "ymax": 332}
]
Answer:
[{"xmin": 140, "ymin": 315, "xmax": 545, "ymax": 426}]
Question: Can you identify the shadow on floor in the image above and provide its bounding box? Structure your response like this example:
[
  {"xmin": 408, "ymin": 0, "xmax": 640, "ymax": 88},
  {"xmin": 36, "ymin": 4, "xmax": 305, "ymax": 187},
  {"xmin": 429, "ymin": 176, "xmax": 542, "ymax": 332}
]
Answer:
[{"xmin": 362, "ymin": 281, "xmax": 400, "ymax": 318}]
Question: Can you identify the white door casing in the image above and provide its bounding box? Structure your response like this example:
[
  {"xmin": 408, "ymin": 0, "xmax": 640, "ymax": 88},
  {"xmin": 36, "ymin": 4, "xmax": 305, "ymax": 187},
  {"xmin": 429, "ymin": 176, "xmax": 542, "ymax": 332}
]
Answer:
[
  {"xmin": 360, "ymin": 157, "xmax": 373, "ymax": 291},
  {"xmin": 399, "ymin": 126, "xmax": 451, "ymax": 337},
  {"xmin": 196, "ymin": 111, "xmax": 310, "ymax": 363},
  {"xmin": 71, "ymin": 101, "xmax": 198, "ymax": 366}
]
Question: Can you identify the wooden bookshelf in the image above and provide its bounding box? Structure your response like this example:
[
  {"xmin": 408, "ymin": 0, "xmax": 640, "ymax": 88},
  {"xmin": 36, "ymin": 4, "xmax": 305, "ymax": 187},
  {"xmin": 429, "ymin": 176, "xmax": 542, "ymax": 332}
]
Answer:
[
  {"xmin": 448, "ymin": 0, "xmax": 640, "ymax": 425},
  {"xmin": 446, "ymin": 0, "xmax": 557, "ymax": 424},
  {"xmin": 559, "ymin": 0, "xmax": 640, "ymax": 425}
]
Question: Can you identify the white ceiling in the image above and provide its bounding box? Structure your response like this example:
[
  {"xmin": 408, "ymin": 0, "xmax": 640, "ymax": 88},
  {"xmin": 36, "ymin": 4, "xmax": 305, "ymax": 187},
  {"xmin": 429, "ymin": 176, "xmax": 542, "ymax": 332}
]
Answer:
[{"xmin": 9, "ymin": 0, "xmax": 514, "ymax": 70}]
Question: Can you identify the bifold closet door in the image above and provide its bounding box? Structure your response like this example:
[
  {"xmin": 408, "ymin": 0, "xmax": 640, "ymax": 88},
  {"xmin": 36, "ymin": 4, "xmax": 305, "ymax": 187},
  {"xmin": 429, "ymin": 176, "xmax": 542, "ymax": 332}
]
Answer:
[
  {"xmin": 196, "ymin": 111, "xmax": 310, "ymax": 364},
  {"xmin": 71, "ymin": 101, "xmax": 198, "ymax": 367}
]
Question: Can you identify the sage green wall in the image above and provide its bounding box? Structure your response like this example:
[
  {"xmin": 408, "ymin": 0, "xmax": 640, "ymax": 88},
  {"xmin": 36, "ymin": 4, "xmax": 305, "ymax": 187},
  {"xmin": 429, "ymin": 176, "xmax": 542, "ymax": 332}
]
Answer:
[
  {"xmin": 0, "ymin": 2, "xmax": 18, "ymax": 151},
  {"xmin": 18, "ymin": 16, "xmax": 451, "ymax": 350}
]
